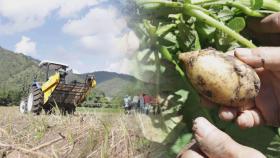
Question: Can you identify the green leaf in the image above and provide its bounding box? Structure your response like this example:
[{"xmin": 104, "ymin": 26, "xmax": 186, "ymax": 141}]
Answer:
[
  {"xmin": 168, "ymin": 14, "xmax": 182, "ymax": 20},
  {"xmin": 194, "ymin": 31, "xmax": 201, "ymax": 50},
  {"xmin": 159, "ymin": 32, "xmax": 179, "ymax": 47},
  {"xmin": 217, "ymin": 8, "xmax": 235, "ymax": 22},
  {"xmin": 227, "ymin": 17, "xmax": 246, "ymax": 32},
  {"xmin": 225, "ymin": 125, "xmax": 276, "ymax": 154},
  {"xmin": 143, "ymin": 19, "xmax": 157, "ymax": 36},
  {"xmin": 195, "ymin": 21, "xmax": 216, "ymax": 38},
  {"xmin": 171, "ymin": 132, "xmax": 192, "ymax": 154},
  {"xmin": 250, "ymin": 0, "xmax": 263, "ymax": 9},
  {"xmin": 156, "ymin": 24, "xmax": 177, "ymax": 37},
  {"xmin": 174, "ymin": 89, "xmax": 189, "ymax": 103},
  {"xmin": 176, "ymin": 21, "xmax": 197, "ymax": 51},
  {"xmin": 195, "ymin": 21, "xmax": 215, "ymax": 48}
]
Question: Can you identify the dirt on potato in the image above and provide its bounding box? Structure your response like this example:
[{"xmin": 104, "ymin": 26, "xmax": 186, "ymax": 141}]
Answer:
[{"xmin": 179, "ymin": 48, "xmax": 260, "ymax": 106}]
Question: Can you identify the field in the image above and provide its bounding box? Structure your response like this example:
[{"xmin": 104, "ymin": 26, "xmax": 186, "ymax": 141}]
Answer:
[{"xmin": 0, "ymin": 106, "xmax": 170, "ymax": 158}]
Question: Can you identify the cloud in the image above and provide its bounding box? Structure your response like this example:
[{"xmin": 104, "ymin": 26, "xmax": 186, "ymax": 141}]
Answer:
[
  {"xmin": 0, "ymin": 0, "xmax": 140, "ymax": 74},
  {"xmin": 79, "ymin": 31, "xmax": 139, "ymax": 57},
  {"xmin": 15, "ymin": 36, "xmax": 37, "ymax": 56},
  {"xmin": 0, "ymin": 0, "xmax": 60, "ymax": 34},
  {"xmin": 107, "ymin": 58, "xmax": 135, "ymax": 74},
  {"xmin": 62, "ymin": 7, "xmax": 126, "ymax": 36},
  {"xmin": 61, "ymin": 5, "xmax": 140, "ymax": 73},
  {"xmin": 63, "ymin": 6, "xmax": 139, "ymax": 56},
  {"xmin": 119, "ymin": 31, "xmax": 140, "ymax": 56},
  {"xmin": 58, "ymin": 0, "xmax": 102, "ymax": 18},
  {"xmin": 0, "ymin": 0, "xmax": 105, "ymax": 34},
  {"xmin": 80, "ymin": 35, "xmax": 120, "ymax": 54}
]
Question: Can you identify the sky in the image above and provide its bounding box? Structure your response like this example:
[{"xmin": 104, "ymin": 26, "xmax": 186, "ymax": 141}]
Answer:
[{"xmin": 0, "ymin": 0, "xmax": 139, "ymax": 74}]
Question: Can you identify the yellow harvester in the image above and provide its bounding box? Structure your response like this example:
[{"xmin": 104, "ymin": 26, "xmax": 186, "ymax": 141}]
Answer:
[{"xmin": 19, "ymin": 61, "xmax": 96, "ymax": 114}]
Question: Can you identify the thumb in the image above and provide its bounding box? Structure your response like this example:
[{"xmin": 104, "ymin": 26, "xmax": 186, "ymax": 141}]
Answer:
[
  {"xmin": 193, "ymin": 117, "xmax": 265, "ymax": 158},
  {"xmin": 235, "ymin": 47, "xmax": 280, "ymax": 71}
]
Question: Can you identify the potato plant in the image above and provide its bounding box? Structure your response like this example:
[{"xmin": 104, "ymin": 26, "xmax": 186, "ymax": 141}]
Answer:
[{"xmin": 125, "ymin": 0, "xmax": 280, "ymax": 157}]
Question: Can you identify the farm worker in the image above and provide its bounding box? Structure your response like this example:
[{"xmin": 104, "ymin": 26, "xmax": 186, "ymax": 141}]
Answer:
[
  {"xmin": 128, "ymin": 95, "xmax": 132, "ymax": 104},
  {"xmin": 139, "ymin": 94, "xmax": 145, "ymax": 113},
  {"xmin": 179, "ymin": 13, "xmax": 280, "ymax": 158},
  {"xmin": 143, "ymin": 94, "xmax": 152, "ymax": 114},
  {"xmin": 153, "ymin": 95, "xmax": 162, "ymax": 115},
  {"xmin": 132, "ymin": 95, "xmax": 139, "ymax": 109},
  {"xmin": 123, "ymin": 95, "xmax": 129, "ymax": 111}
]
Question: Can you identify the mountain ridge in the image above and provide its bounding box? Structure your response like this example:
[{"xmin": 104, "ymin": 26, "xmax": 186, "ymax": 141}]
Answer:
[{"xmin": 0, "ymin": 46, "xmax": 148, "ymax": 104}]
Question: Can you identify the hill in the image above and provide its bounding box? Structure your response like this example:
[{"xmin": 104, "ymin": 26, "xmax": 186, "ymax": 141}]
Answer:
[
  {"xmin": 83, "ymin": 71, "xmax": 136, "ymax": 84},
  {"xmin": 95, "ymin": 77, "xmax": 154, "ymax": 97},
  {"xmin": 0, "ymin": 47, "xmax": 42, "ymax": 83},
  {"xmin": 0, "ymin": 47, "xmax": 153, "ymax": 105},
  {"xmin": 0, "ymin": 47, "xmax": 45, "ymax": 104}
]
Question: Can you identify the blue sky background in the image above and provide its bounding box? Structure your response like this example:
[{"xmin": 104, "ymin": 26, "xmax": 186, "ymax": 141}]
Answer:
[{"xmin": 0, "ymin": 0, "xmax": 139, "ymax": 74}]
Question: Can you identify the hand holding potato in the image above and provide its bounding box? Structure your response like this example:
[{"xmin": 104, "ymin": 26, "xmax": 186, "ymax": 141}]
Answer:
[
  {"xmin": 218, "ymin": 47, "xmax": 280, "ymax": 128},
  {"xmin": 177, "ymin": 49, "xmax": 280, "ymax": 156},
  {"xmin": 178, "ymin": 13, "xmax": 280, "ymax": 158},
  {"xmin": 200, "ymin": 13, "xmax": 280, "ymax": 128}
]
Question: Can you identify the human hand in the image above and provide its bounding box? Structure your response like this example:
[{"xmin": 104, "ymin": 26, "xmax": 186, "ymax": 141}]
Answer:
[
  {"xmin": 203, "ymin": 47, "xmax": 280, "ymax": 128},
  {"xmin": 246, "ymin": 12, "xmax": 280, "ymax": 46},
  {"xmin": 177, "ymin": 117, "xmax": 265, "ymax": 158}
]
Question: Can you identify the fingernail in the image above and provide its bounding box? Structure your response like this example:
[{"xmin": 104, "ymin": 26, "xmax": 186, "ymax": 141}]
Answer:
[
  {"xmin": 235, "ymin": 48, "xmax": 252, "ymax": 58},
  {"xmin": 219, "ymin": 107, "xmax": 238, "ymax": 121},
  {"xmin": 193, "ymin": 117, "xmax": 214, "ymax": 139},
  {"xmin": 236, "ymin": 112, "xmax": 254, "ymax": 128}
]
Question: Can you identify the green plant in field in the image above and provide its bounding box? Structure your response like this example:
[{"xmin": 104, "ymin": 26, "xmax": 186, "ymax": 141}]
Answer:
[
  {"xmin": 100, "ymin": 120, "xmax": 111, "ymax": 158},
  {"xmin": 125, "ymin": 0, "xmax": 280, "ymax": 157},
  {"xmin": 30, "ymin": 117, "xmax": 49, "ymax": 140},
  {"xmin": 133, "ymin": 137, "xmax": 151, "ymax": 151},
  {"xmin": 78, "ymin": 128, "xmax": 99, "ymax": 158}
]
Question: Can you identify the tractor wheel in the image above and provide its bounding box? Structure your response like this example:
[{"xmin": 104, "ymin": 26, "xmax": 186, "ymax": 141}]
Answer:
[
  {"xmin": 27, "ymin": 86, "xmax": 43, "ymax": 115},
  {"xmin": 66, "ymin": 105, "xmax": 76, "ymax": 114},
  {"xmin": 19, "ymin": 99, "xmax": 27, "ymax": 114}
]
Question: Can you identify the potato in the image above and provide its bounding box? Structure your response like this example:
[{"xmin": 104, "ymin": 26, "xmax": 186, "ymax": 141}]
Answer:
[{"xmin": 179, "ymin": 48, "xmax": 260, "ymax": 106}]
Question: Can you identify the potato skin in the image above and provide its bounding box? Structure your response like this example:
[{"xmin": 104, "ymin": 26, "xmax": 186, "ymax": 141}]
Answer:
[{"xmin": 179, "ymin": 48, "xmax": 260, "ymax": 106}]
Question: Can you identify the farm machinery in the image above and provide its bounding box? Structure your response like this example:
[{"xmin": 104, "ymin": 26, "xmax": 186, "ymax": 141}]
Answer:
[{"xmin": 19, "ymin": 61, "xmax": 96, "ymax": 114}]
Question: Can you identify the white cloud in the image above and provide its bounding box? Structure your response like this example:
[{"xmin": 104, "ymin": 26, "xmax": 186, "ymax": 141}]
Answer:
[
  {"xmin": 107, "ymin": 58, "xmax": 135, "ymax": 74},
  {"xmin": 63, "ymin": 7, "xmax": 126, "ymax": 36},
  {"xmin": 0, "ymin": 0, "xmax": 60, "ymax": 34},
  {"xmin": 80, "ymin": 35, "xmax": 120, "ymax": 53},
  {"xmin": 0, "ymin": 0, "xmax": 105, "ymax": 34},
  {"xmin": 119, "ymin": 31, "xmax": 140, "ymax": 56},
  {"xmin": 63, "ymin": 6, "xmax": 139, "ymax": 56},
  {"xmin": 58, "ymin": 0, "xmax": 102, "ymax": 18},
  {"xmin": 15, "ymin": 36, "xmax": 37, "ymax": 56},
  {"xmin": 79, "ymin": 31, "xmax": 139, "ymax": 56},
  {"xmin": 0, "ymin": 0, "xmax": 140, "ymax": 74}
]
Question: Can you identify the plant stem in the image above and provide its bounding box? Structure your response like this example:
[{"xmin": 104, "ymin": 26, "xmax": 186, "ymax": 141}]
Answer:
[
  {"xmin": 183, "ymin": 4, "xmax": 256, "ymax": 48},
  {"xmin": 195, "ymin": 0, "xmax": 280, "ymax": 12},
  {"xmin": 137, "ymin": 0, "xmax": 183, "ymax": 8},
  {"xmin": 239, "ymin": 0, "xmax": 280, "ymax": 12},
  {"xmin": 159, "ymin": 46, "xmax": 185, "ymax": 79},
  {"xmin": 154, "ymin": 50, "xmax": 160, "ymax": 97},
  {"xmin": 226, "ymin": 1, "xmax": 263, "ymax": 17},
  {"xmin": 200, "ymin": 1, "xmax": 264, "ymax": 17},
  {"xmin": 262, "ymin": 0, "xmax": 280, "ymax": 11},
  {"xmin": 192, "ymin": 0, "xmax": 219, "ymax": 5}
]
